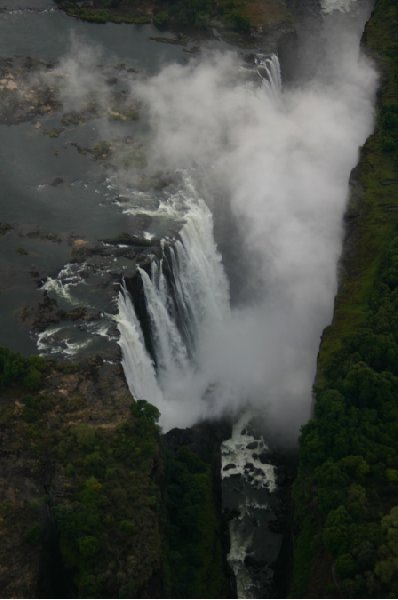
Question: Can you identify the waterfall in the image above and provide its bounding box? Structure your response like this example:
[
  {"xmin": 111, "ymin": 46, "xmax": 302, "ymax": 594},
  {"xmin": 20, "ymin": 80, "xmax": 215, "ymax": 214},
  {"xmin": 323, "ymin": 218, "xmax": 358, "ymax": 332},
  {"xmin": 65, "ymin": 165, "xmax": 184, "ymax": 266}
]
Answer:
[
  {"xmin": 117, "ymin": 172, "xmax": 231, "ymax": 429},
  {"xmin": 170, "ymin": 194, "xmax": 230, "ymax": 349},
  {"xmin": 254, "ymin": 53, "xmax": 281, "ymax": 96},
  {"xmin": 118, "ymin": 281, "xmax": 162, "ymax": 404},
  {"xmin": 138, "ymin": 264, "xmax": 190, "ymax": 375}
]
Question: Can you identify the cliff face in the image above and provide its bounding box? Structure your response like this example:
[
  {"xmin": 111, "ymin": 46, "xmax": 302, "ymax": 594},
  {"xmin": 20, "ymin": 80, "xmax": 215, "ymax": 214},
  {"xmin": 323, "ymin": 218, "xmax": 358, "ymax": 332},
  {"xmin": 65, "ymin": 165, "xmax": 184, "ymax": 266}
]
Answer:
[
  {"xmin": 162, "ymin": 422, "xmax": 233, "ymax": 599},
  {"xmin": 291, "ymin": 0, "xmax": 398, "ymax": 597}
]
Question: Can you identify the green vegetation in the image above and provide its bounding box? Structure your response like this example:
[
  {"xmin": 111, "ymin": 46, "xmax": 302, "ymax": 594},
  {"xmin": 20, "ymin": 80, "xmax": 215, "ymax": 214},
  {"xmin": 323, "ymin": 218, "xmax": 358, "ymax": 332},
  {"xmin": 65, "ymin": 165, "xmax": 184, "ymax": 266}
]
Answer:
[
  {"xmin": 55, "ymin": 400, "xmax": 161, "ymax": 598},
  {"xmin": 0, "ymin": 346, "xmax": 44, "ymax": 391},
  {"xmin": 43, "ymin": 127, "xmax": 63, "ymax": 138},
  {"xmin": 162, "ymin": 446, "xmax": 228, "ymax": 598},
  {"xmin": 291, "ymin": 0, "xmax": 398, "ymax": 597},
  {"xmin": 54, "ymin": 0, "xmax": 151, "ymax": 24},
  {"xmin": 0, "ymin": 351, "xmax": 227, "ymax": 597},
  {"xmin": 55, "ymin": 0, "xmax": 291, "ymax": 32},
  {"xmin": 154, "ymin": 0, "xmax": 290, "ymax": 30},
  {"xmin": 107, "ymin": 107, "xmax": 139, "ymax": 121},
  {"xmin": 316, "ymin": 0, "xmax": 398, "ymax": 383},
  {"xmin": 154, "ymin": 0, "xmax": 215, "ymax": 29},
  {"xmin": 0, "ymin": 352, "xmax": 164, "ymax": 598}
]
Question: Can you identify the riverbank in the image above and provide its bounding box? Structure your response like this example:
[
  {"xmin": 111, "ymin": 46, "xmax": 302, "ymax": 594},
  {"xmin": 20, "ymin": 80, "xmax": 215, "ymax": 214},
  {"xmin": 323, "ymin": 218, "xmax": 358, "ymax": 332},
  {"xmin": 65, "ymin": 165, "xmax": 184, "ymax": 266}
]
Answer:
[
  {"xmin": 54, "ymin": 0, "xmax": 293, "ymax": 38},
  {"xmin": 291, "ymin": 0, "xmax": 398, "ymax": 596}
]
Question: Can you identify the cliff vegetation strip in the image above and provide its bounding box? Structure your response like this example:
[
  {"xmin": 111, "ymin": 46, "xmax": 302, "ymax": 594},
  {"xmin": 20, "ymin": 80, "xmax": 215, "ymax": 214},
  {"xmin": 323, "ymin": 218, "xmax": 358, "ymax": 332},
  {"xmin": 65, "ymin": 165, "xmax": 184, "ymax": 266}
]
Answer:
[
  {"xmin": 54, "ymin": 0, "xmax": 292, "ymax": 32},
  {"xmin": 291, "ymin": 0, "xmax": 398, "ymax": 597}
]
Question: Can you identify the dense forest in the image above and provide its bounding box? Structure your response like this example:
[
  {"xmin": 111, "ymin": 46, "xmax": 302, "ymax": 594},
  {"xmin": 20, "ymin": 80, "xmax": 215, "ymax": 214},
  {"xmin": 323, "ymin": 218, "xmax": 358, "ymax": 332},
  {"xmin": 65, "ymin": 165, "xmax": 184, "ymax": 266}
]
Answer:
[
  {"xmin": 0, "ymin": 347, "xmax": 226, "ymax": 597},
  {"xmin": 291, "ymin": 0, "xmax": 398, "ymax": 596}
]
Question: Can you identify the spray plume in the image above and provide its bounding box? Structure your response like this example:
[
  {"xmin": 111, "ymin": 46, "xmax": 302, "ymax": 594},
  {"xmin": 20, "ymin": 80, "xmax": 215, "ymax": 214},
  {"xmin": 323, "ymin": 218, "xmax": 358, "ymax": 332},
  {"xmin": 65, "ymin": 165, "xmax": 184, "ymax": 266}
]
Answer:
[
  {"xmin": 117, "ymin": 7, "xmax": 377, "ymax": 441},
  {"xmin": 48, "ymin": 6, "xmax": 377, "ymax": 441}
]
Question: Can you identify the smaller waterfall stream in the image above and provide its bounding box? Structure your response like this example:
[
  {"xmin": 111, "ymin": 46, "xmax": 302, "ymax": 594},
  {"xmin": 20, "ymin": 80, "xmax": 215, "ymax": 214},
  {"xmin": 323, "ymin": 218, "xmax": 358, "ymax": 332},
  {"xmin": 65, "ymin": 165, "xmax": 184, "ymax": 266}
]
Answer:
[
  {"xmin": 255, "ymin": 54, "xmax": 282, "ymax": 95},
  {"xmin": 118, "ymin": 281, "xmax": 162, "ymax": 405}
]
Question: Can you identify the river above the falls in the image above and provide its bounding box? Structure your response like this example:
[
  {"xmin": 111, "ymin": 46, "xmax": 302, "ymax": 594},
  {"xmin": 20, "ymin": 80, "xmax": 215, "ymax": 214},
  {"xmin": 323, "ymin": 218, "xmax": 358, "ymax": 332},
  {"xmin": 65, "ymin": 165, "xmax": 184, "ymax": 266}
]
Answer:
[{"xmin": 0, "ymin": 0, "xmax": 239, "ymax": 354}]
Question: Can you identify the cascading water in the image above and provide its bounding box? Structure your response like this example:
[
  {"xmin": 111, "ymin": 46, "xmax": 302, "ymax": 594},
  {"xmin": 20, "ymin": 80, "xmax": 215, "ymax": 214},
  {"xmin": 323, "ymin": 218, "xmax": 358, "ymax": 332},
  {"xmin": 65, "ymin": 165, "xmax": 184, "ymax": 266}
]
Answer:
[
  {"xmin": 254, "ymin": 54, "xmax": 282, "ymax": 95},
  {"xmin": 118, "ymin": 281, "xmax": 162, "ymax": 406},
  {"xmin": 117, "ymin": 171, "xmax": 233, "ymax": 429},
  {"xmin": 139, "ymin": 263, "xmax": 190, "ymax": 374}
]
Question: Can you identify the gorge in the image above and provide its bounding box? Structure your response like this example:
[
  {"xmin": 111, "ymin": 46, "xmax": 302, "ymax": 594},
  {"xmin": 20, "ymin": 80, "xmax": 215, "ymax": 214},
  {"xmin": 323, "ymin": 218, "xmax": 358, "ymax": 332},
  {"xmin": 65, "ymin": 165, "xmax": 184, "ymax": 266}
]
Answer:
[{"xmin": 0, "ymin": 0, "xmax": 396, "ymax": 597}]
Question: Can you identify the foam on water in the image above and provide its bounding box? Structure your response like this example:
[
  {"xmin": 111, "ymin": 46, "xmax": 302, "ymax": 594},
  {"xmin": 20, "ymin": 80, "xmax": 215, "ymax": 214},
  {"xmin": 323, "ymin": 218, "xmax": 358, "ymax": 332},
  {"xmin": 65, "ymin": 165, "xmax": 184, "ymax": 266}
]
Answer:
[
  {"xmin": 222, "ymin": 412, "xmax": 277, "ymax": 492},
  {"xmin": 42, "ymin": 263, "xmax": 88, "ymax": 306}
]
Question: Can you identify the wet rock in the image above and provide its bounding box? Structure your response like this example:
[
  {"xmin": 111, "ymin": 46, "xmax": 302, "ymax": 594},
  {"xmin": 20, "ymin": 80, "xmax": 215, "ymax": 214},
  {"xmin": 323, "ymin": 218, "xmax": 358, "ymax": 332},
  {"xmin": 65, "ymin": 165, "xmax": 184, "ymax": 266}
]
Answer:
[
  {"xmin": 259, "ymin": 452, "xmax": 271, "ymax": 464},
  {"xmin": 246, "ymin": 441, "xmax": 258, "ymax": 449},
  {"xmin": 245, "ymin": 555, "xmax": 267, "ymax": 568},
  {"xmin": 223, "ymin": 463, "xmax": 237, "ymax": 471},
  {"xmin": 0, "ymin": 222, "xmax": 14, "ymax": 235},
  {"xmin": 0, "ymin": 57, "xmax": 60, "ymax": 125},
  {"xmin": 61, "ymin": 111, "xmax": 85, "ymax": 127},
  {"xmin": 102, "ymin": 233, "xmax": 160, "ymax": 248},
  {"xmin": 70, "ymin": 142, "xmax": 88, "ymax": 155},
  {"xmin": 268, "ymin": 517, "xmax": 284, "ymax": 533},
  {"xmin": 90, "ymin": 141, "xmax": 112, "ymax": 160},
  {"xmin": 71, "ymin": 238, "xmax": 89, "ymax": 249},
  {"xmin": 24, "ymin": 230, "xmax": 62, "ymax": 242},
  {"xmin": 31, "ymin": 294, "xmax": 62, "ymax": 329},
  {"xmin": 43, "ymin": 127, "xmax": 63, "ymax": 138},
  {"xmin": 32, "ymin": 228, "xmax": 166, "ymax": 362},
  {"xmin": 165, "ymin": 420, "xmax": 232, "ymax": 467}
]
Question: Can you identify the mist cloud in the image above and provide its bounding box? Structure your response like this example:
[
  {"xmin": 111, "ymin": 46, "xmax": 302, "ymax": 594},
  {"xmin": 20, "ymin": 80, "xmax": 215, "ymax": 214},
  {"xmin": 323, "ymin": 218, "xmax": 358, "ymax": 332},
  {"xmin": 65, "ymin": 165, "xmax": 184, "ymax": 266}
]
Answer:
[
  {"xmin": 131, "ymin": 9, "xmax": 376, "ymax": 440},
  {"xmin": 48, "ymin": 7, "xmax": 377, "ymax": 441}
]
